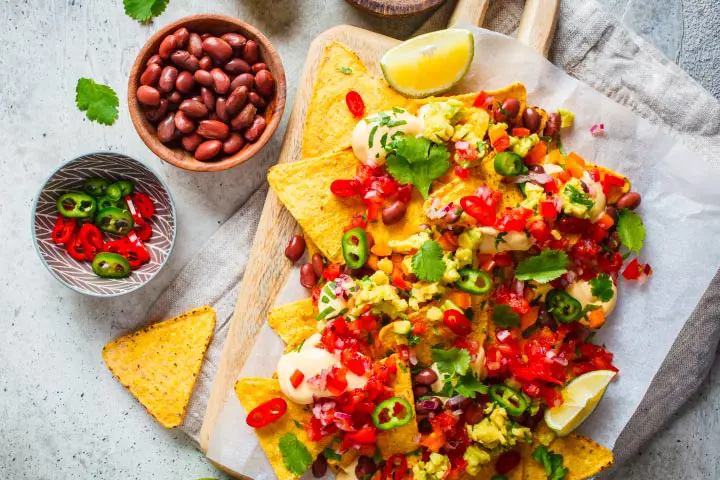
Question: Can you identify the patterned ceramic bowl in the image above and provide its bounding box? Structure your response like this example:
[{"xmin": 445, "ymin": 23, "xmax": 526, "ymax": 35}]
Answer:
[{"xmin": 32, "ymin": 152, "xmax": 176, "ymax": 297}]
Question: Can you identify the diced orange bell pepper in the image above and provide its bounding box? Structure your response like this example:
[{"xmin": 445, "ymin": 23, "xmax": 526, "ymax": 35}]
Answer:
[
  {"xmin": 520, "ymin": 306, "xmax": 539, "ymax": 331},
  {"xmin": 420, "ymin": 431, "xmax": 446, "ymax": 452},
  {"xmin": 371, "ymin": 242, "xmax": 392, "ymax": 257},
  {"xmin": 448, "ymin": 291, "xmax": 472, "ymax": 310},
  {"xmin": 493, "ymin": 135, "xmax": 511, "ymax": 152},
  {"xmin": 596, "ymin": 212, "xmax": 615, "ymax": 230},
  {"xmin": 367, "ymin": 253, "xmax": 379, "ymax": 270},
  {"xmin": 512, "ymin": 127, "xmax": 531, "ymax": 137},
  {"xmin": 588, "ymin": 308, "xmax": 606, "ymax": 329},
  {"xmin": 438, "ymin": 231, "xmax": 459, "ymax": 250},
  {"xmin": 525, "ymin": 141, "xmax": 547, "ymax": 165},
  {"xmin": 565, "ymin": 152, "xmax": 586, "ymax": 178},
  {"xmin": 547, "ymin": 148, "xmax": 565, "ymax": 166}
]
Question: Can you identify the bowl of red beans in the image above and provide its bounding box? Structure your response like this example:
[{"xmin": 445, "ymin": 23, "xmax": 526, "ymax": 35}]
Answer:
[
  {"xmin": 32, "ymin": 152, "xmax": 176, "ymax": 297},
  {"xmin": 128, "ymin": 14, "xmax": 286, "ymax": 172}
]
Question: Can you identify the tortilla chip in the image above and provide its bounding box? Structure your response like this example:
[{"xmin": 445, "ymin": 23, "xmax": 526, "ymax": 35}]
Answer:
[
  {"xmin": 377, "ymin": 356, "xmax": 420, "ymax": 458},
  {"xmin": 378, "ymin": 307, "xmax": 454, "ymax": 364},
  {"xmin": 102, "ymin": 306, "xmax": 215, "ymax": 428},
  {"xmin": 302, "ymin": 42, "xmax": 410, "ymax": 158},
  {"xmin": 469, "ymin": 295, "xmax": 491, "ymax": 348},
  {"xmin": 414, "ymin": 83, "xmax": 528, "ymax": 124},
  {"xmin": 305, "ymin": 232, "xmax": 322, "ymax": 260},
  {"xmin": 268, "ymin": 298, "xmax": 318, "ymax": 352},
  {"xmin": 268, "ymin": 150, "xmax": 425, "ymax": 263}
]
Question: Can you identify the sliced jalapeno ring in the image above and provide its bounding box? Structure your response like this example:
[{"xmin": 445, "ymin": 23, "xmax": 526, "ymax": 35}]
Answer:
[
  {"xmin": 457, "ymin": 268, "xmax": 492, "ymax": 295},
  {"xmin": 83, "ymin": 178, "xmax": 109, "ymax": 197},
  {"xmin": 372, "ymin": 396, "xmax": 413, "ymax": 431},
  {"xmin": 94, "ymin": 207, "xmax": 134, "ymax": 235},
  {"xmin": 106, "ymin": 183, "xmax": 123, "ymax": 201},
  {"xmin": 57, "ymin": 192, "xmax": 97, "ymax": 218},
  {"xmin": 546, "ymin": 289, "xmax": 583, "ymax": 323},
  {"xmin": 341, "ymin": 227, "xmax": 369, "ymax": 269},
  {"xmin": 494, "ymin": 151, "xmax": 524, "ymax": 176},
  {"xmin": 91, "ymin": 252, "xmax": 131, "ymax": 279},
  {"xmin": 113, "ymin": 180, "xmax": 135, "ymax": 197},
  {"xmin": 97, "ymin": 196, "xmax": 127, "ymax": 211},
  {"xmin": 489, "ymin": 384, "xmax": 528, "ymax": 416}
]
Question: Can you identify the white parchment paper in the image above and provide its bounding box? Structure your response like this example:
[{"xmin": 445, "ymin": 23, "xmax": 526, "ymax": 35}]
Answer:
[{"xmin": 207, "ymin": 27, "xmax": 720, "ymax": 477}]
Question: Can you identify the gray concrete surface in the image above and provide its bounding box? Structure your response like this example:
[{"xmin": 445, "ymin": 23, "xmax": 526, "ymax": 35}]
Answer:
[{"xmin": 0, "ymin": 0, "xmax": 717, "ymax": 479}]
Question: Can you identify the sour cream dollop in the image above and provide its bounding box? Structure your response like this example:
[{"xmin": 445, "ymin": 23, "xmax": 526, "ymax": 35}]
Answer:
[
  {"xmin": 351, "ymin": 109, "xmax": 423, "ymax": 166},
  {"xmin": 477, "ymin": 227, "xmax": 533, "ymax": 254},
  {"xmin": 566, "ymin": 280, "xmax": 618, "ymax": 316}
]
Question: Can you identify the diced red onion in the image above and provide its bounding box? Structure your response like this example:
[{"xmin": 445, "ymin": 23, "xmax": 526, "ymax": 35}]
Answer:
[
  {"xmin": 497, "ymin": 329, "xmax": 511, "ymax": 342},
  {"xmin": 333, "ymin": 412, "xmax": 356, "ymax": 431},
  {"xmin": 455, "ymin": 140, "xmax": 470, "ymax": 151},
  {"xmin": 409, "ymin": 349, "xmax": 418, "ymax": 366},
  {"xmin": 590, "ymin": 123, "xmax": 605, "ymax": 137},
  {"xmin": 565, "ymin": 270, "xmax": 577, "ymax": 284},
  {"xmin": 333, "ymin": 274, "xmax": 355, "ymax": 301},
  {"xmin": 446, "ymin": 395, "xmax": 467, "ymax": 408},
  {"xmin": 513, "ymin": 279, "xmax": 525, "ymax": 297},
  {"xmin": 514, "ymin": 172, "xmax": 553, "ymax": 185}
]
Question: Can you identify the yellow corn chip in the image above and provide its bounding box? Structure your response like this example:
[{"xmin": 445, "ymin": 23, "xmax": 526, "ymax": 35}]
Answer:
[
  {"xmin": 268, "ymin": 298, "xmax": 318, "ymax": 352},
  {"xmin": 377, "ymin": 356, "xmax": 420, "ymax": 458},
  {"xmin": 102, "ymin": 306, "xmax": 215, "ymax": 428},
  {"xmin": 414, "ymin": 83, "xmax": 527, "ymax": 123},
  {"xmin": 302, "ymin": 42, "xmax": 410, "ymax": 158},
  {"xmin": 305, "ymin": 232, "xmax": 322, "ymax": 260}
]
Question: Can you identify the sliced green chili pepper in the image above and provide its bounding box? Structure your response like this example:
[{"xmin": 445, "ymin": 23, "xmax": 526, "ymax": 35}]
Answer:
[
  {"xmin": 57, "ymin": 192, "xmax": 97, "ymax": 218},
  {"xmin": 489, "ymin": 384, "xmax": 527, "ymax": 416},
  {"xmin": 106, "ymin": 183, "xmax": 123, "ymax": 201},
  {"xmin": 545, "ymin": 289, "xmax": 583, "ymax": 323},
  {"xmin": 518, "ymin": 182, "xmax": 528, "ymax": 197},
  {"xmin": 83, "ymin": 178, "xmax": 109, "ymax": 197},
  {"xmin": 97, "ymin": 196, "xmax": 127, "ymax": 211},
  {"xmin": 94, "ymin": 207, "xmax": 134, "ymax": 235},
  {"xmin": 341, "ymin": 227, "xmax": 369, "ymax": 269},
  {"xmin": 457, "ymin": 268, "xmax": 492, "ymax": 295},
  {"xmin": 113, "ymin": 180, "xmax": 135, "ymax": 197},
  {"xmin": 92, "ymin": 252, "xmax": 131, "ymax": 279},
  {"xmin": 494, "ymin": 151, "xmax": 524, "ymax": 176},
  {"xmin": 372, "ymin": 396, "xmax": 413, "ymax": 431}
]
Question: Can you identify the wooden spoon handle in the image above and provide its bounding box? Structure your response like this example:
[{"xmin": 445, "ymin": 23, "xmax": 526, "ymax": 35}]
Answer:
[
  {"xmin": 517, "ymin": 0, "xmax": 560, "ymax": 57},
  {"xmin": 448, "ymin": 0, "xmax": 490, "ymax": 27}
]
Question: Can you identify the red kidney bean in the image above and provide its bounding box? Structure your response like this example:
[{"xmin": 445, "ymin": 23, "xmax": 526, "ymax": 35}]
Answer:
[
  {"xmin": 221, "ymin": 33, "xmax": 247, "ymax": 53},
  {"xmin": 158, "ymin": 34, "xmax": 177, "ymax": 59},
  {"xmin": 175, "ymin": 71, "xmax": 194, "ymax": 93},
  {"xmin": 198, "ymin": 55, "xmax": 213, "ymax": 70},
  {"xmin": 195, "ymin": 139, "xmax": 223, "ymax": 161},
  {"xmin": 197, "ymin": 120, "xmax": 230, "ymax": 140},
  {"xmin": 382, "ymin": 200, "xmax": 407, "ymax": 225},
  {"xmin": 202, "ymin": 37, "xmax": 234, "ymax": 64},
  {"xmin": 225, "ymin": 58, "xmax": 251, "ymax": 75},
  {"xmin": 187, "ymin": 33, "xmax": 203, "ymax": 58},
  {"xmin": 299, "ymin": 263, "xmax": 316, "ymax": 288},
  {"xmin": 523, "ymin": 107, "xmax": 541, "ymax": 132},
  {"xmin": 231, "ymin": 102, "xmax": 257, "ymax": 131},
  {"xmin": 251, "ymin": 62, "xmax": 268, "ymax": 74},
  {"xmin": 416, "ymin": 397, "xmax": 442, "ymax": 415},
  {"xmin": 231, "ymin": 73, "xmax": 254, "ymax": 91},
  {"xmin": 200, "ymin": 33, "xmax": 211, "ymax": 41},
  {"xmin": 545, "ymin": 112, "xmax": 561, "ymax": 138},
  {"xmin": 464, "ymin": 401, "xmax": 484, "ymax": 425},
  {"xmin": 144, "ymin": 98, "xmax": 168, "ymax": 122},
  {"xmin": 413, "ymin": 385, "xmax": 430, "ymax": 398},
  {"xmin": 200, "ymin": 87, "xmax": 216, "ymax": 112},
  {"xmin": 248, "ymin": 91, "xmax": 266, "ymax": 108},
  {"xmin": 158, "ymin": 66, "xmax": 178, "ymax": 93},
  {"xmin": 173, "ymin": 27, "xmax": 189, "ymax": 49},
  {"xmin": 211, "ymin": 68, "xmax": 230, "ymax": 94},
  {"xmin": 146, "ymin": 54, "xmax": 162, "ymax": 66},
  {"xmin": 284, "ymin": 235, "xmax": 306, "ymax": 261},
  {"xmin": 355, "ymin": 456, "xmax": 377, "ymax": 479},
  {"xmin": 244, "ymin": 115, "xmax": 266, "ymax": 142},
  {"xmin": 413, "ymin": 367, "xmax": 438, "ymax": 385},
  {"xmin": 179, "ymin": 98, "xmax": 209, "ymax": 118},
  {"xmin": 494, "ymin": 97, "xmax": 520, "ymax": 122},
  {"xmin": 182, "ymin": 132, "xmax": 203, "ymax": 152},
  {"xmin": 242, "ymin": 40, "xmax": 259, "ymax": 64},
  {"xmin": 226, "ymin": 86, "xmax": 248, "ymax": 117},
  {"xmin": 215, "ymin": 97, "xmax": 229, "ymax": 123},
  {"xmin": 606, "ymin": 206, "xmax": 619, "ymax": 223},
  {"xmin": 311, "ymin": 253, "xmax": 325, "ymax": 277},
  {"xmin": 222, "ymin": 133, "xmax": 245, "ymax": 155},
  {"xmin": 311, "ymin": 455, "xmax": 327, "ymax": 479},
  {"xmin": 208, "ymin": 112, "xmax": 219, "ymax": 121},
  {"xmin": 193, "ymin": 70, "xmax": 214, "ymax": 88},
  {"xmin": 136, "ymin": 85, "xmax": 161, "ymax": 106},
  {"xmin": 255, "ymin": 70, "xmax": 275, "ymax": 97},
  {"xmin": 170, "ymin": 50, "xmax": 199, "ymax": 72},
  {"xmin": 140, "ymin": 63, "xmax": 162, "ymax": 86},
  {"xmin": 157, "ymin": 113, "xmax": 176, "ymax": 143},
  {"xmin": 174, "ymin": 110, "xmax": 196, "ymax": 134},
  {"xmin": 615, "ymin": 191, "xmax": 641, "ymax": 210},
  {"xmin": 167, "ymin": 91, "xmax": 182, "ymax": 104}
]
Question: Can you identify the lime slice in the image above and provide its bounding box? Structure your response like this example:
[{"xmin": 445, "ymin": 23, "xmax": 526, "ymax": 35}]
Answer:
[
  {"xmin": 544, "ymin": 370, "xmax": 617, "ymax": 436},
  {"xmin": 380, "ymin": 29, "xmax": 474, "ymax": 98}
]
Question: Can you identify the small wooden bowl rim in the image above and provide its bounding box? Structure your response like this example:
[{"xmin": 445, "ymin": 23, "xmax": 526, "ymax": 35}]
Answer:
[
  {"xmin": 345, "ymin": 0, "xmax": 446, "ymax": 17},
  {"xmin": 128, "ymin": 14, "xmax": 287, "ymax": 172}
]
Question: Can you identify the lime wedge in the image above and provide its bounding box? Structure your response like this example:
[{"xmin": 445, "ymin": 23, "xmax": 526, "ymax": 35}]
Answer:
[
  {"xmin": 380, "ymin": 29, "xmax": 474, "ymax": 98},
  {"xmin": 544, "ymin": 370, "xmax": 617, "ymax": 437}
]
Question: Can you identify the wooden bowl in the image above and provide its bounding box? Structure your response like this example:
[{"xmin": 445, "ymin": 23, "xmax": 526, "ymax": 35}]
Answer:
[
  {"xmin": 128, "ymin": 15, "xmax": 286, "ymax": 172},
  {"xmin": 345, "ymin": 0, "xmax": 446, "ymax": 17}
]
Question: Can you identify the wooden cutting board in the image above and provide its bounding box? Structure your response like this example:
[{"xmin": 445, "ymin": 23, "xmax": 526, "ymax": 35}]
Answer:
[{"xmin": 200, "ymin": 0, "xmax": 559, "ymax": 461}]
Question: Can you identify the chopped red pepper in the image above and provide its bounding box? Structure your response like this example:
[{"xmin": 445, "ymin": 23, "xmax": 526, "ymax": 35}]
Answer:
[
  {"xmin": 331, "ymin": 179, "xmax": 363, "ymax": 197},
  {"xmin": 289, "ymin": 369, "xmax": 304, "ymax": 389},
  {"xmin": 495, "ymin": 207, "xmax": 532, "ymax": 232},
  {"xmin": 472, "ymin": 91, "xmax": 488, "ymax": 108},
  {"xmin": 602, "ymin": 173, "xmax": 626, "ymax": 195},
  {"xmin": 512, "ymin": 127, "xmax": 530, "ymax": 137},
  {"xmin": 493, "ymin": 135, "xmax": 511, "ymax": 152},
  {"xmin": 65, "ymin": 232, "xmax": 87, "ymax": 261},
  {"xmin": 322, "ymin": 263, "xmax": 341, "ymax": 281},
  {"xmin": 622, "ymin": 259, "xmax": 653, "ymax": 281},
  {"xmin": 77, "ymin": 223, "xmax": 104, "ymax": 261},
  {"xmin": 539, "ymin": 200, "xmax": 558, "ymax": 220},
  {"xmin": 325, "ymin": 367, "xmax": 348, "ymax": 396},
  {"xmin": 345, "ymin": 90, "xmax": 365, "ymax": 117},
  {"xmin": 454, "ymin": 165, "xmax": 470, "ymax": 179},
  {"xmin": 51, "ymin": 215, "xmax": 76, "ymax": 244}
]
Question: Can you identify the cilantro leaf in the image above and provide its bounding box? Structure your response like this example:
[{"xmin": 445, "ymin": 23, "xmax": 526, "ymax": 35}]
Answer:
[
  {"xmin": 515, "ymin": 249, "xmax": 569, "ymax": 283},
  {"xmin": 431, "ymin": 347, "xmax": 470, "ymax": 377},
  {"xmin": 406, "ymin": 331, "xmax": 422, "ymax": 346},
  {"xmin": 589, "ymin": 273, "xmax": 614, "ymax": 302},
  {"xmin": 617, "ymin": 208, "xmax": 646, "ymax": 254},
  {"xmin": 75, "ymin": 78, "xmax": 119, "ymax": 126},
  {"xmin": 386, "ymin": 136, "xmax": 450, "ymax": 198},
  {"xmin": 278, "ymin": 433, "xmax": 312, "ymax": 476},
  {"xmin": 123, "ymin": 0, "xmax": 169, "ymax": 22},
  {"xmin": 337, "ymin": 66, "xmax": 352, "ymax": 75},
  {"xmin": 323, "ymin": 447, "xmax": 342, "ymax": 461},
  {"xmin": 492, "ymin": 304, "xmax": 520, "ymax": 328},
  {"xmin": 454, "ymin": 373, "xmax": 488, "ymax": 398},
  {"xmin": 565, "ymin": 184, "xmax": 594, "ymax": 208},
  {"xmin": 532, "ymin": 446, "xmax": 568, "ymax": 480},
  {"xmin": 412, "ymin": 240, "xmax": 446, "ymax": 282}
]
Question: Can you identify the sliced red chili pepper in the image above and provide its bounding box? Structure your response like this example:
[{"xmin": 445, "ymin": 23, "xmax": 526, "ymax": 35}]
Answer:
[
  {"xmin": 78, "ymin": 223, "xmax": 104, "ymax": 261},
  {"xmin": 460, "ymin": 195, "xmax": 496, "ymax": 226},
  {"xmin": 131, "ymin": 192, "xmax": 155, "ymax": 219},
  {"xmin": 443, "ymin": 309, "xmax": 471, "ymax": 336},
  {"xmin": 135, "ymin": 222, "xmax": 153, "ymax": 241},
  {"xmin": 65, "ymin": 233, "xmax": 87, "ymax": 261},
  {"xmin": 345, "ymin": 90, "xmax": 365, "ymax": 117},
  {"xmin": 125, "ymin": 196, "xmax": 146, "ymax": 227},
  {"xmin": 52, "ymin": 215, "xmax": 77, "ymax": 244},
  {"xmin": 246, "ymin": 397, "xmax": 288, "ymax": 428},
  {"xmin": 330, "ymin": 179, "xmax": 363, "ymax": 197},
  {"xmin": 289, "ymin": 369, "xmax": 304, "ymax": 389},
  {"xmin": 382, "ymin": 454, "xmax": 408, "ymax": 480}
]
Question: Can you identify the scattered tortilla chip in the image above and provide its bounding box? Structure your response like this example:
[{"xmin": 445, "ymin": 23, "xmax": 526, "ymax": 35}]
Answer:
[
  {"xmin": 102, "ymin": 306, "xmax": 215, "ymax": 428},
  {"xmin": 268, "ymin": 150, "xmax": 424, "ymax": 263},
  {"xmin": 268, "ymin": 298, "xmax": 319, "ymax": 352},
  {"xmin": 377, "ymin": 356, "xmax": 420, "ymax": 458},
  {"xmin": 302, "ymin": 42, "xmax": 410, "ymax": 158},
  {"xmin": 235, "ymin": 378, "xmax": 333, "ymax": 480}
]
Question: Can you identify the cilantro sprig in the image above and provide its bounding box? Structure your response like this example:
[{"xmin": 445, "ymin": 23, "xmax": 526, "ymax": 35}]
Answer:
[
  {"xmin": 565, "ymin": 184, "xmax": 594, "ymax": 208},
  {"xmin": 385, "ymin": 135, "xmax": 450, "ymax": 198},
  {"xmin": 278, "ymin": 433, "xmax": 312, "ymax": 476},
  {"xmin": 589, "ymin": 273, "xmax": 614, "ymax": 302},
  {"xmin": 123, "ymin": 0, "xmax": 169, "ymax": 22},
  {"xmin": 454, "ymin": 373, "xmax": 488, "ymax": 397},
  {"xmin": 515, "ymin": 249, "xmax": 569, "ymax": 283},
  {"xmin": 431, "ymin": 347, "xmax": 470, "ymax": 377},
  {"xmin": 532, "ymin": 446, "xmax": 568, "ymax": 480},
  {"xmin": 411, "ymin": 240, "xmax": 446, "ymax": 282},
  {"xmin": 617, "ymin": 208, "xmax": 646, "ymax": 254},
  {"xmin": 75, "ymin": 78, "xmax": 119, "ymax": 126}
]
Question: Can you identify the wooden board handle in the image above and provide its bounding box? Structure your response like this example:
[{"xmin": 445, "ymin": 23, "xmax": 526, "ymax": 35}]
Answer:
[
  {"xmin": 448, "ymin": 0, "xmax": 490, "ymax": 28},
  {"xmin": 516, "ymin": 0, "xmax": 560, "ymax": 57}
]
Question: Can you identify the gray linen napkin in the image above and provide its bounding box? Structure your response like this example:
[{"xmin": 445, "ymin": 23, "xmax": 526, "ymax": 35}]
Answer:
[{"xmin": 146, "ymin": 0, "xmax": 720, "ymax": 472}]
